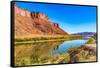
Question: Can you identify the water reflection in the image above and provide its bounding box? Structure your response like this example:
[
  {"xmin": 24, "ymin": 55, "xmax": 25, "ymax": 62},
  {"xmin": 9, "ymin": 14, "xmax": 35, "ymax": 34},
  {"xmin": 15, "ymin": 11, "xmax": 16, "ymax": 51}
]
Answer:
[
  {"xmin": 15, "ymin": 41, "xmax": 64, "ymax": 66},
  {"xmin": 14, "ymin": 39, "xmax": 87, "ymax": 66},
  {"xmin": 51, "ymin": 40, "xmax": 87, "ymax": 54}
]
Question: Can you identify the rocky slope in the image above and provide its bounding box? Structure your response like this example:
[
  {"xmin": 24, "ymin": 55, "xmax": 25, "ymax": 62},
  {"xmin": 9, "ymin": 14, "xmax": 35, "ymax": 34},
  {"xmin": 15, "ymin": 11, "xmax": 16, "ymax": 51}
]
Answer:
[{"xmin": 14, "ymin": 5, "xmax": 68, "ymax": 37}]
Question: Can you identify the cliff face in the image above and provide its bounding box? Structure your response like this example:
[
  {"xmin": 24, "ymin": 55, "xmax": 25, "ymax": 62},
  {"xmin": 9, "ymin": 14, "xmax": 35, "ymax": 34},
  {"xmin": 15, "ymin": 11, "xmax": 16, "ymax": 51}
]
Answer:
[{"xmin": 14, "ymin": 5, "xmax": 68, "ymax": 37}]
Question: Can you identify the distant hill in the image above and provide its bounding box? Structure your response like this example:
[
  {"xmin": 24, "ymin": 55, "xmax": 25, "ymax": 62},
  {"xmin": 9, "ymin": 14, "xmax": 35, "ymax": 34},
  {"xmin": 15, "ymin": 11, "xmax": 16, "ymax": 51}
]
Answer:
[
  {"xmin": 75, "ymin": 32, "xmax": 95, "ymax": 35},
  {"xmin": 14, "ymin": 5, "xmax": 68, "ymax": 37},
  {"xmin": 72, "ymin": 32, "xmax": 96, "ymax": 36}
]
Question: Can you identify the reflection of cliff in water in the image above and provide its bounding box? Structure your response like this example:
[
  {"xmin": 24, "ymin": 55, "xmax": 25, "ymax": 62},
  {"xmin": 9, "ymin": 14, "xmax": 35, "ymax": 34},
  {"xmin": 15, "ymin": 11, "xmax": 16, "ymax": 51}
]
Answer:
[{"xmin": 15, "ymin": 41, "xmax": 64, "ymax": 66}]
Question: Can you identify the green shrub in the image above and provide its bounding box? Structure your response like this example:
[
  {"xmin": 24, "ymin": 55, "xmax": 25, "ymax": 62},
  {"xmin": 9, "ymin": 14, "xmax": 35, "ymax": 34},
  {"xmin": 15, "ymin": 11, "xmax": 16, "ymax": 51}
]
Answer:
[{"xmin": 86, "ymin": 38, "xmax": 96, "ymax": 44}]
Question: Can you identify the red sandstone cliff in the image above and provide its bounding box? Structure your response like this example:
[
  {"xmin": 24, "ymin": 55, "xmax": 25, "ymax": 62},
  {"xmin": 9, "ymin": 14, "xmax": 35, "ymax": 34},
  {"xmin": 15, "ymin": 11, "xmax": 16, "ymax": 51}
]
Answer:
[{"xmin": 14, "ymin": 5, "xmax": 68, "ymax": 37}]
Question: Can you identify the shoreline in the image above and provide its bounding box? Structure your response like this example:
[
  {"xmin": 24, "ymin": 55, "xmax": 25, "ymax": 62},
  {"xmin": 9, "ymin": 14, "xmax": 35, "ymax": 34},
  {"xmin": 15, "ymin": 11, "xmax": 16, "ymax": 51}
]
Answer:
[
  {"xmin": 15, "ymin": 35, "xmax": 83, "ymax": 45},
  {"xmin": 15, "ymin": 38, "xmax": 81, "ymax": 45}
]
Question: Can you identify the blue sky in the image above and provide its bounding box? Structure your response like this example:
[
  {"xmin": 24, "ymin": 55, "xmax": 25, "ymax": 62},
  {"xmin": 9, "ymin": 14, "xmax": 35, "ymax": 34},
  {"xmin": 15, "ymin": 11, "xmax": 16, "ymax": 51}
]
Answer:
[{"xmin": 15, "ymin": 2, "xmax": 97, "ymax": 34}]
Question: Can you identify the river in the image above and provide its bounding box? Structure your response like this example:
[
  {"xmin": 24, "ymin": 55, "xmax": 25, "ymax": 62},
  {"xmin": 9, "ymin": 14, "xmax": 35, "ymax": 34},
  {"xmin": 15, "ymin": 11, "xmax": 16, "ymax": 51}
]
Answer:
[{"xmin": 15, "ymin": 39, "xmax": 88, "ymax": 66}]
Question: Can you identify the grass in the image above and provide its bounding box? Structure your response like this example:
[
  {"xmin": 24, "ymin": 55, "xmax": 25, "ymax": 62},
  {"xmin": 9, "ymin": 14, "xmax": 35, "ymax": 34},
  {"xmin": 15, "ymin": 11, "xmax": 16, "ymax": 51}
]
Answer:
[{"xmin": 15, "ymin": 35, "xmax": 83, "ymax": 45}]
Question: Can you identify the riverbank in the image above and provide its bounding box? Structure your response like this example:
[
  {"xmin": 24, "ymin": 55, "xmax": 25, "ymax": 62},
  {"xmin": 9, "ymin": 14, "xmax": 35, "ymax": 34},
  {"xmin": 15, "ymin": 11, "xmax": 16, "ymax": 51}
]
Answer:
[
  {"xmin": 15, "ymin": 39, "xmax": 66, "ymax": 45},
  {"xmin": 15, "ymin": 44, "xmax": 97, "ymax": 66},
  {"xmin": 14, "ymin": 37, "xmax": 97, "ymax": 66},
  {"xmin": 85, "ymin": 44, "xmax": 96, "ymax": 48},
  {"xmin": 67, "ymin": 44, "xmax": 96, "ymax": 63},
  {"xmin": 15, "ymin": 35, "xmax": 83, "ymax": 45}
]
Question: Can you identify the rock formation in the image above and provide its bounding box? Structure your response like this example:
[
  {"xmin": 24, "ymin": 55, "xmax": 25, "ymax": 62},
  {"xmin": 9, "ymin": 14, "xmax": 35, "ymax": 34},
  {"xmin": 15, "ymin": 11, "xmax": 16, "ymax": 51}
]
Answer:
[{"xmin": 14, "ymin": 5, "xmax": 68, "ymax": 37}]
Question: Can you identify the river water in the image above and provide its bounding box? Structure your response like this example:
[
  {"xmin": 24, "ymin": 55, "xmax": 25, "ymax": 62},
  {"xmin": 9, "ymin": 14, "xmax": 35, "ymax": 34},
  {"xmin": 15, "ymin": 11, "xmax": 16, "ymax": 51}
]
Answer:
[
  {"xmin": 50, "ymin": 39, "xmax": 88, "ymax": 55},
  {"xmin": 15, "ymin": 39, "xmax": 88, "ymax": 66}
]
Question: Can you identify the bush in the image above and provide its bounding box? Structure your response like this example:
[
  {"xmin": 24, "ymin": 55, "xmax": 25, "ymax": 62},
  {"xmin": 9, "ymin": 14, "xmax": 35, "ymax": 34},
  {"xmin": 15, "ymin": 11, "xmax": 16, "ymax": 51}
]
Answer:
[{"xmin": 86, "ymin": 38, "xmax": 96, "ymax": 44}]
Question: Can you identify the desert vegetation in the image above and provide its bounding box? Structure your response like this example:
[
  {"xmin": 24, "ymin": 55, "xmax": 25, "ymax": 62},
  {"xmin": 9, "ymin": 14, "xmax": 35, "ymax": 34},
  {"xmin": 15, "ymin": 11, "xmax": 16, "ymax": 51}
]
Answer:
[
  {"xmin": 15, "ymin": 44, "xmax": 96, "ymax": 66},
  {"xmin": 14, "ymin": 34, "xmax": 97, "ymax": 66},
  {"xmin": 86, "ymin": 38, "xmax": 96, "ymax": 44},
  {"xmin": 15, "ymin": 35, "xmax": 83, "ymax": 45},
  {"xmin": 67, "ymin": 45, "xmax": 96, "ymax": 63}
]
